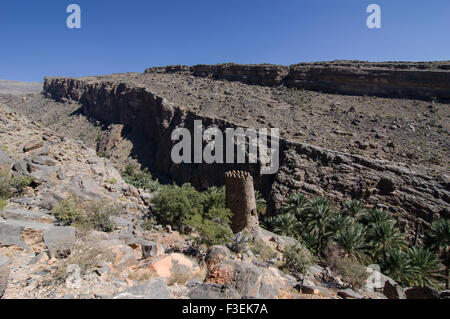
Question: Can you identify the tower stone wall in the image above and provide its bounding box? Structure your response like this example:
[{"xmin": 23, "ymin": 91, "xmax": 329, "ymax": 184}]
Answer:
[{"xmin": 225, "ymin": 170, "xmax": 259, "ymax": 233}]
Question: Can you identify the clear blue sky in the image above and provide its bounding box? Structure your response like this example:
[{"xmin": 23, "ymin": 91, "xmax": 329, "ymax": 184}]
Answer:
[{"xmin": 1, "ymin": 0, "xmax": 449, "ymax": 82}]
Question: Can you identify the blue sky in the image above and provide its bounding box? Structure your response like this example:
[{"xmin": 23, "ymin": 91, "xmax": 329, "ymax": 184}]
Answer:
[{"xmin": 0, "ymin": 0, "xmax": 449, "ymax": 82}]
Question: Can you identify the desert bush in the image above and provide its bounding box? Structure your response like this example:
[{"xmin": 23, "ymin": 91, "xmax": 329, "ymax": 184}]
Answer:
[
  {"xmin": 334, "ymin": 257, "xmax": 369, "ymax": 289},
  {"xmin": 0, "ymin": 171, "xmax": 32, "ymax": 200},
  {"xmin": 50, "ymin": 241, "xmax": 114, "ymax": 285},
  {"xmin": 249, "ymin": 241, "xmax": 278, "ymax": 261},
  {"xmin": 52, "ymin": 196, "xmax": 83, "ymax": 226},
  {"xmin": 283, "ymin": 245, "xmax": 316, "ymax": 275},
  {"xmin": 121, "ymin": 164, "xmax": 160, "ymax": 192},
  {"xmin": 167, "ymin": 272, "xmax": 192, "ymax": 286},
  {"xmin": 141, "ymin": 215, "xmax": 157, "ymax": 231},
  {"xmin": 0, "ymin": 199, "xmax": 5, "ymax": 211},
  {"xmin": 81, "ymin": 200, "xmax": 119, "ymax": 232},
  {"xmin": 53, "ymin": 197, "xmax": 118, "ymax": 232}
]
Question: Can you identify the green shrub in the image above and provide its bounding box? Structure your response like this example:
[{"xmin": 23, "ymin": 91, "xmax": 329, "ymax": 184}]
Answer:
[
  {"xmin": 0, "ymin": 171, "xmax": 32, "ymax": 200},
  {"xmin": 283, "ymin": 245, "xmax": 316, "ymax": 275},
  {"xmin": 190, "ymin": 213, "xmax": 233, "ymax": 246},
  {"xmin": 153, "ymin": 184, "xmax": 205, "ymax": 228},
  {"xmin": 152, "ymin": 183, "xmax": 233, "ymax": 246},
  {"xmin": 249, "ymin": 241, "xmax": 277, "ymax": 261},
  {"xmin": 334, "ymin": 257, "xmax": 369, "ymax": 288},
  {"xmin": 0, "ymin": 199, "xmax": 6, "ymax": 211},
  {"xmin": 53, "ymin": 196, "xmax": 83, "ymax": 226},
  {"xmin": 121, "ymin": 164, "xmax": 160, "ymax": 192},
  {"xmin": 141, "ymin": 216, "xmax": 157, "ymax": 231},
  {"xmin": 81, "ymin": 200, "xmax": 118, "ymax": 232},
  {"xmin": 53, "ymin": 196, "xmax": 118, "ymax": 232}
]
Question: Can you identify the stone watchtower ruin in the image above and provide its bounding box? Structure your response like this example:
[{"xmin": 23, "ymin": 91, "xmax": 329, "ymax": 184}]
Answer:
[{"xmin": 225, "ymin": 170, "xmax": 259, "ymax": 233}]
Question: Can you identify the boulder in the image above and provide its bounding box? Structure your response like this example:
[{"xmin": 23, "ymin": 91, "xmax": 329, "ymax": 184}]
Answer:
[
  {"xmin": 205, "ymin": 245, "xmax": 231, "ymax": 271},
  {"xmin": 300, "ymin": 285, "xmax": 320, "ymax": 295},
  {"xmin": 383, "ymin": 280, "xmax": 406, "ymax": 299},
  {"xmin": 146, "ymin": 253, "xmax": 200, "ymax": 279},
  {"xmin": 0, "ymin": 223, "xmax": 27, "ymax": 248},
  {"xmin": 142, "ymin": 242, "xmax": 165, "ymax": 259},
  {"xmin": 366, "ymin": 266, "xmax": 398, "ymax": 290},
  {"xmin": 0, "ymin": 255, "xmax": 10, "ymax": 298},
  {"xmin": 112, "ymin": 278, "xmax": 170, "ymax": 299},
  {"xmin": 405, "ymin": 286, "xmax": 440, "ymax": 299},
  {"xmin": 206, "ymin": 259, "xmax": 295, "ymax": 299},
  {"xmin": 0, "ymin": 149, "xmax": 12, "ymax": 173},
  {"xmin": 376, "ymin": 177, "xmax": 397, "ymax": 194},
  {"xmin": 12, "ymin": 159, "xmax": 28, "ymax": 175},
  {"xmin": 23, "ymin": 139, "xmax": 44, "ymax": 153},
  {"xmin": 31, "ymin": 156, "xmax": 57, "ymax": 166},
  {"xmin": 42, "ymin": 226, "xmax": 76, "ymax": 258},
  {"xmin": 189, "ymin": 283, "xmax": 241, "ymax": 299},
  {"xmin": 338, "ymin": 288, "xmax": 363, "ymax": 299},
  {"xmin": 97, "ymin": 239, "xmax": 138, "ymax": 271}
]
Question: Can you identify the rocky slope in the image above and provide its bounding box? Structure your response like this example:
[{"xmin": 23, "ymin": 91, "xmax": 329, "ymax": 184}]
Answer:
[
  {"xmin": 1, "ymin": 101, "xmax": 356, "ymax": 300},
  {"xmin": 42, "ymin": 66, "xmax": 449, "ymax": 240}
]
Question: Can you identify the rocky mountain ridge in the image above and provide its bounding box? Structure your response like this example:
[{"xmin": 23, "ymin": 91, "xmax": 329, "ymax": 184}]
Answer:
[{"xmin": 146, "ymin": 61, "xmax": 450, "ymax": 101}]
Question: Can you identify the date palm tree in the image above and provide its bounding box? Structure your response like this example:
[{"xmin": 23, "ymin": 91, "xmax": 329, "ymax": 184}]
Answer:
[
  {"xmin": 342, "ymin": 199, "xmax": 367, "ymax": 220},
  {"xmin": 427, "ymin": 219, "xmax": 450, "ymax": 289},
  {"xmin": 271, "ymin": 213, "xmax": 303, "ymax": 238},
  {"xmin": 383, "ymin": 249, "xmax": 416, "ymax": 286},
  {"xmin": 408, "ymin": 247, "xmax": 442, "ymax": 288},
  {"xmin": 328, "ymin": 213, "xmax": 356, "ymax": 233},
  {"xmin": 360, "ymin": 208, "xmax": 395, "ymax": 226},
  {"xmin": 334, "ymin": 223, "xmax": 369, "ymax": 261},
  {"xmin": 281, "ymin": 193, "xmax": 310, "ymax": 220},
  {"xmin": 367, "ymin": 220, "xmax": 406, "ymax": 262},
  {"xmin": 303, "ymin": 197, "xmax": 334, "ymax": 254},
  {"xmin": 254, "ymin": 190, "xmax": 267, "ymax": 215}
]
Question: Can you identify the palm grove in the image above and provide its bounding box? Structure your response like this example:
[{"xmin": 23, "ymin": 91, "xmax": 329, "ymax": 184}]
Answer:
[{"xmin": 262, "ymin": 194, "xmax": 449, "ymax": 290}]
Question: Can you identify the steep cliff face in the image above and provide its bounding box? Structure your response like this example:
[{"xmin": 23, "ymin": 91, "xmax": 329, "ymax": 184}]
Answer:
[
  {"xmin": 43, "ymin": 75, "xmax": 449, "ymax": 240},
  {"xmin": 146, "ymin": 61, "xmax": 450, "ymax": 101}
]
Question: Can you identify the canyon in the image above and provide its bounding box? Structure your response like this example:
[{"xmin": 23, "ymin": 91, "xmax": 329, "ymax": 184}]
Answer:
[{"xmin": 39, "ymin": 61, "xmax": 449, "ymax": 240}]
